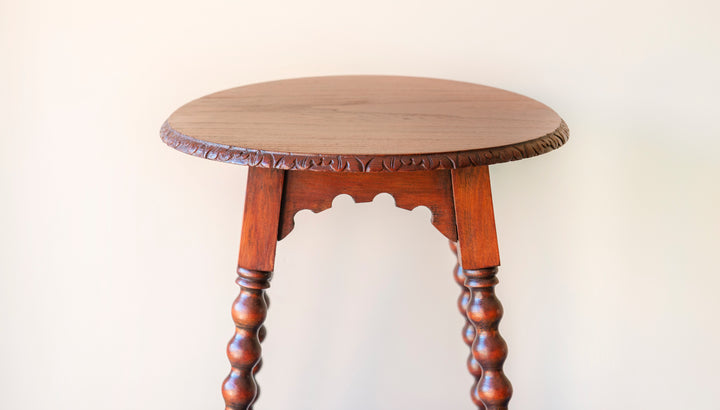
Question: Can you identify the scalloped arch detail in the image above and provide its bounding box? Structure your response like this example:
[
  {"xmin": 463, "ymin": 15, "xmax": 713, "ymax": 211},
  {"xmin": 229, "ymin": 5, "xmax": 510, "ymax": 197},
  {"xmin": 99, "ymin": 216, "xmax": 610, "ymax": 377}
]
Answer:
[
  {"xmin": 277, "ymin": 170, "xmax": 458, "ymax": 241},
  {"xmin": 280, "ymin": 191, "xmax": 440, "ymax": 240}
]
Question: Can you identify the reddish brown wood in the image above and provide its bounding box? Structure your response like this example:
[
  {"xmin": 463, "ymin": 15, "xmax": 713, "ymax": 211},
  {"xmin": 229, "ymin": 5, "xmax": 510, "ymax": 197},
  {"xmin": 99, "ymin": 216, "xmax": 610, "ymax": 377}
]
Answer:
[
  {"xmin": 224, "ymin": 167, "xmax": 284, "ymax": 410},
  {"xmin": 451, "ymin": 241, "xmax": 484, "ymax": 408},
  {"xmin": 249, "ymin": 292, "xmax": 268, "ymax": 410},
  {"xmin": 453, "ymin": 165, "xmax": 511, "ymax": 409},
  {"xmin": 161, "ymin": 119, "xmax": 568, "ymax": 172},
  {"xmin": 160, "ymin": 76, "xmax": 569, "ymax": 172},
  {"xmin": 223, "ymin": 268, "xmax": 271, "ymax": 410},
  {"xmin": 451, "ymin": 165, "xmax": 500, "ymax": 269},
  {"xmin": 161, "ymin": 77, "xmax": 568, "ymax": 410},
  {"xmin": 465, "ymin": 267, "xmax": 512, "ymax": 410},
  {"xmin": 278, "ymin": 170, "xmax": 457, "ymax": 241},
  {"xmin": 237, "ymin": 167, "xmax": 284, "ymax": 272}
]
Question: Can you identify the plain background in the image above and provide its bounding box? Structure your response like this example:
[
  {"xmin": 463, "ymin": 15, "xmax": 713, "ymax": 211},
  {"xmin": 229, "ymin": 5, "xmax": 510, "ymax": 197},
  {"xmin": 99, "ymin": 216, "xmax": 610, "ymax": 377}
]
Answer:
[{"xmin": 2, "ymin": 0, "xmax": 719, "ymax": 409}]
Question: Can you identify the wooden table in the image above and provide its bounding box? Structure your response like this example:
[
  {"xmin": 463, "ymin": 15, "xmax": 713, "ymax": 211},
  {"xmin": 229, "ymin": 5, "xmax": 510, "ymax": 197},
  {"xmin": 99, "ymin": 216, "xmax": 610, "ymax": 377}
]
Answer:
[{"xmin": 161, "ymin": 75, "xmax": 569, "ymax": 410}]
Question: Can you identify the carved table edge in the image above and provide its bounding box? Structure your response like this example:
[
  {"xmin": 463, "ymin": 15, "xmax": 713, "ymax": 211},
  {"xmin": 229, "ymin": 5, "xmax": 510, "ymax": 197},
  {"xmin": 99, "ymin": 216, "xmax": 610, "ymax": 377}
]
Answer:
[{"xmin": 159, "ymin": 119, "xmax": 569, "ymax": 172}]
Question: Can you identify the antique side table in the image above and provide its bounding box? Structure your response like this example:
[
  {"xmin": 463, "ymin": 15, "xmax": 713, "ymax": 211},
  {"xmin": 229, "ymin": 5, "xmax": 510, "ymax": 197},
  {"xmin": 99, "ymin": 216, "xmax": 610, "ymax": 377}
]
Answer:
[{"xmin": 160, "ymin": 75, "xmax": 568, "ymax": 410}]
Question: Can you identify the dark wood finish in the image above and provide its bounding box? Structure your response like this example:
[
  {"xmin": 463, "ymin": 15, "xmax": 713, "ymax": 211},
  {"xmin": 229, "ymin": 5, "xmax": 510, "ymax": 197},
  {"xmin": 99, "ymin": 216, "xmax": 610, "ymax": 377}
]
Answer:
[
  {"xmin": 160, "ymin": 76, "xmax": 569, "ymax": 172},
  {"xmin": 237, "ymin": 167, "xmax": 284, "ymax": 272},
  {"xmin": 451, "ymin": 241, "xmax": 484, "ymax": 408},
  {"xmin": 221, "ymin": 165, "xmax": 514, "ymax": 410},
  {"xmin": 161, "ymin": 77, "xmax": 568, "ymax": 409},
  {"xmin": 223, "ymin": 167, "xmax": 283, "ymax": 410},
  {"xmin": 465, "ymin": 267, "xmax": 512, "ymax": 409},
  {"xmin": 278, "ymin": 170, "xmax": 457, "ymax": 240},
  {"xmin": 452, "ymin": 165, "xmax": 500, "ymax": 269},
  {"xmin": 249, "ymin": 293, "xmax": 269, "ymax": 410},
  {"xmin": 223, "ymin": 268, "xmax": 271, "ymax": 410},
  {"xmin": 452, "ymin": 165, "xmax": 511, "ymax": 408}
]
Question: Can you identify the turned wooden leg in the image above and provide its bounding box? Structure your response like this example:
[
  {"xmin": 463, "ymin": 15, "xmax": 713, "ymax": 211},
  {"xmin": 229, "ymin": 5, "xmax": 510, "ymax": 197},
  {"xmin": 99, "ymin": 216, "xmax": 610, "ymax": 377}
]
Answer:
[
  {"xmin": 450, "ymin": 241, "xmax": 484, "ymax": 408},
  {"xmin": 249, "ymin": 293, "xmax": 269, "ymax": 410},
  {"xmin": 222, "ymin": 168, "xmax": 284, "ymax": 410},
  {"xmin": 465, "ymin": 267, "xmax": 511, "ymax": 409},
  {"xmin": 452, "ymin": 165, "xmax": 512, "ymax": 409},
  {"xmin": 223, "ymin": 268, "xmax": 271, "ymax": 409}
]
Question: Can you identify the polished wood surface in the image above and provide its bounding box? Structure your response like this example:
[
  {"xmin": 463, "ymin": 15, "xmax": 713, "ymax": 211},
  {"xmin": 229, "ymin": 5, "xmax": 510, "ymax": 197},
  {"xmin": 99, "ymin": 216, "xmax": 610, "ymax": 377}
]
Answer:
[
  {"xmin": 465, "ymin": 267, "xmax": 512, "ymax": 409},
  {"xmin": 223, "ymin": 267, "xmax": 270, "ymax": 410},
  {"xmin": 237, "ymin": 167, "xmax": 284, "ymax": 272},
  {"xmin": 161, "ymin": 76, "xmax": 568, "ymax": 172},
  {"xmin": 451, "ymin": 241, "xmax": 484, "ymax": 407},
  {"xmin": 224, "ymin": 165, "xmax": 514, "ymax": 409},
  {"xmin": 451, "ymin": 166, "xmax": 510, "ymax": 408},
  {"xmin": 452, "ymin": 165, "xmax": 500, "ymax": 269},
  {"xmin": 278, "ymin": 170, "xmax": 457, "ymax": 240},
  {"xmin": 161, "ymin": 78, "xmax": 567, "ymax": 409},
  {"xmin": 223, "ymin": 167, "xmax": 282, "ymax": 410},
  {"xmin": 228, "ymin": 165, "xmax": 514, "ymax": 409}
]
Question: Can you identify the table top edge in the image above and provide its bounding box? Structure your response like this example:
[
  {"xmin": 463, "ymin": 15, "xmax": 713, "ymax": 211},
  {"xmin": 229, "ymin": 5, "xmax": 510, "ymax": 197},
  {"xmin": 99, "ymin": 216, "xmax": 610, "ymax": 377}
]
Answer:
[{"xmin": 159, "ymin": 119, "xmax": 569, "ymax": 172}]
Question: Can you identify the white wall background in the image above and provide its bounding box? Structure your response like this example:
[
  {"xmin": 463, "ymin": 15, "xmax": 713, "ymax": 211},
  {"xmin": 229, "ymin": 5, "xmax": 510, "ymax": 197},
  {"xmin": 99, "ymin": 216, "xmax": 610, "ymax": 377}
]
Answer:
[{"xmin": 2, "ymin": 1, "xmax": 719, "ymax": 409}]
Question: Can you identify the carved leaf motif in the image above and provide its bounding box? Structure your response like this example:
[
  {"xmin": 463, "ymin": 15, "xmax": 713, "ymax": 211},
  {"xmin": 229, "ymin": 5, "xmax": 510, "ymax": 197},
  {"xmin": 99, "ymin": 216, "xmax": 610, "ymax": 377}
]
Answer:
[{"xmin": 160, "ymin": 120, "xmax": 569, "ymax": 172}]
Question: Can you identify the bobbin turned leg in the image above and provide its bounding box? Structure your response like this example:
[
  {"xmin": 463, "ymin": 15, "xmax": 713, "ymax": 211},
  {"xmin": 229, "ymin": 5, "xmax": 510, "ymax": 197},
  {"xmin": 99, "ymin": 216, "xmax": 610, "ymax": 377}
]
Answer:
[
  {"xmin": 452, "ymin": 166, "xmax": 512, "ymax": 410},
  {"xmin": 222, "ymin": 168, "xmax": 284, "ymax": 410},
  {"xmin": 451, "ymin": 241, "xmax": 484, "ymax": 408},
  {"xmin": 250, "ymin": 293, "xmax": 269, "ymax": 410}
]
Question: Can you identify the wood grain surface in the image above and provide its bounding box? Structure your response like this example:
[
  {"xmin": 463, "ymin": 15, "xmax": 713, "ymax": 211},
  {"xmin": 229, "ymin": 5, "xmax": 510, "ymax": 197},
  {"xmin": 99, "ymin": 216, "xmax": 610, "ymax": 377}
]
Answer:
[
  {"xmin": 237, "ymin": 167, "xmax": 284, "ymax": 272},
  {"xmin": 161, "ymin": 76, "xmax": 568, "ymax": 172},
  {"xmin": 165, "ymin": 76, "xmax": 564, "ymax": 409},
  {"xmin": 277, "ymin": 169, "xmax": 457, "ymax": 240},
  {"xmin": 452, "ymin": 165, "xmax": 500, "ymax": 269}
]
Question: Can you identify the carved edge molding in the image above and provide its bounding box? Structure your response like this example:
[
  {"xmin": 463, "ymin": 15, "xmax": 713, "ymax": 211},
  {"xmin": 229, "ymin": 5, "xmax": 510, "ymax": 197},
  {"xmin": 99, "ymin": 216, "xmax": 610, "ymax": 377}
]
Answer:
[{"xmin": 160, "ymin": 120, "xmax": 569, "ymax": 172}]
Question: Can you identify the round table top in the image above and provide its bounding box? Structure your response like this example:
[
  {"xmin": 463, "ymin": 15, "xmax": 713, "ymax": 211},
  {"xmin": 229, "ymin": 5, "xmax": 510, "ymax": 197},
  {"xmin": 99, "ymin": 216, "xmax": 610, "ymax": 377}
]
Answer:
[{"xmin": 161, "ymin": 75, "xmax": 568, "ymax": 172}]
